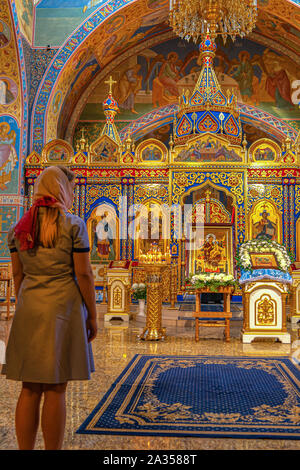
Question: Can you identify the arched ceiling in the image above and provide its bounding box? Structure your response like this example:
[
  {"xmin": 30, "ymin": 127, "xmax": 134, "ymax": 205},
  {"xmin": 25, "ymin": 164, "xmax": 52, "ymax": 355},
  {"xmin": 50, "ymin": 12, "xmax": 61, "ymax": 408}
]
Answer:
[
  {"xmin": 28, "ymin": 0, "xmax": 300, "ymax": 152},
  {"xmin": 31, "ymin": 0, "xmax": 300, "ymax": 47}
]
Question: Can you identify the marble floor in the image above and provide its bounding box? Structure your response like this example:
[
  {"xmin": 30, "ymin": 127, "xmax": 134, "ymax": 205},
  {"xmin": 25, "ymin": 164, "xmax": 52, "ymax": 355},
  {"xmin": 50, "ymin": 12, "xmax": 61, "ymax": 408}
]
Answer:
[{"xmin": 0, "ymin": 304, "xmax": 300, "ymax": 451}]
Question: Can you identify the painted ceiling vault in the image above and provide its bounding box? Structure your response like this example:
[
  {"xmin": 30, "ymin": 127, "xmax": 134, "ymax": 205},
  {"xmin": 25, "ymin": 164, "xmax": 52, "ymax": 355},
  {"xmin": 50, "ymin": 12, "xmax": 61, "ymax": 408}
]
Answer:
[{"xmin": 13, "ymin": 0, "xmax": 300, "ymax": 152}]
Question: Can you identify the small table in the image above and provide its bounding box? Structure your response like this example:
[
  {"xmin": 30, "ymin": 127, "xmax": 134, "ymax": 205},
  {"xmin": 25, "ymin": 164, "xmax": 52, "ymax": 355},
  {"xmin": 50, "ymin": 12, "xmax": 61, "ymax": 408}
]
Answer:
[{"xmin": 193, "ymin": 288, "xmax": 233, "ymax": 342}]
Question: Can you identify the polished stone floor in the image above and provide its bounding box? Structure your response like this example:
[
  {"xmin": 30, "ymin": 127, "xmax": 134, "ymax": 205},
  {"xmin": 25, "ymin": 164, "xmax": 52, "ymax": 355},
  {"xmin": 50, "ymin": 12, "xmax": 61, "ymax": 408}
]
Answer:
[{"xmin": 0, "ymin": 304, "xmax": 300, "ymax": 450}]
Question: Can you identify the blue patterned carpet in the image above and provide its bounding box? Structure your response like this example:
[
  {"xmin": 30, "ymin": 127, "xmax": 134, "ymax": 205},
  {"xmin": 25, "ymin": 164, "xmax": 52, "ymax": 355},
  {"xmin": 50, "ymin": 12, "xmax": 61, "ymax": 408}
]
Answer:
[{"xmin": 77, "ymin": 355, "xmax": 300, "ymax": 439}]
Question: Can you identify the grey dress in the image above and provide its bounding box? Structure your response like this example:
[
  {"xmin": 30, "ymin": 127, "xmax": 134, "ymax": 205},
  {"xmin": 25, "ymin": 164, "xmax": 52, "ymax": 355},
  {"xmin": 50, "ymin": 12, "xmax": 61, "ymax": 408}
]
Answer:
[{"xmin": 1, "ymin": 210, "xmax": 95, "ymax": 383}]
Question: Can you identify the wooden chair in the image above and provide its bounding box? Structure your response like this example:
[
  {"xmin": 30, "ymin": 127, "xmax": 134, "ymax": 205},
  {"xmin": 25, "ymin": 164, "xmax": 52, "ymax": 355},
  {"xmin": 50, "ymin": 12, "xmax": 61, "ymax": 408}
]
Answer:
[
  {"xmin": 0, "ymin": 263, "xmax": 13, "ymax": 320},
  {"xmin": 193, "ymin": 287, "xmax": 233, "ymax": 342}
]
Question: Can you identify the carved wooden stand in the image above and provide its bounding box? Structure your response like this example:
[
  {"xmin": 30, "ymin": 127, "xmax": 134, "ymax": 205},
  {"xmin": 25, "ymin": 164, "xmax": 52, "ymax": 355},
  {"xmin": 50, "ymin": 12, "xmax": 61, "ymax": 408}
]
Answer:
[
  {"xmin": 241, "ymin": 281, "xmax": 290, "ymax": 344},
  {"xmin": 193, "ymin": 287, "xmax": 233, "ymax": 342}
]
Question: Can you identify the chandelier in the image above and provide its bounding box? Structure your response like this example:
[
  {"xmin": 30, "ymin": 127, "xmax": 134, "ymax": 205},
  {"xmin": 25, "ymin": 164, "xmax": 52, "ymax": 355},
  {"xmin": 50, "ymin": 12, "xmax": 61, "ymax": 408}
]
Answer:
[{"xmin": 169, "ymin": 0, "xmax": 258, "ymax": 43}]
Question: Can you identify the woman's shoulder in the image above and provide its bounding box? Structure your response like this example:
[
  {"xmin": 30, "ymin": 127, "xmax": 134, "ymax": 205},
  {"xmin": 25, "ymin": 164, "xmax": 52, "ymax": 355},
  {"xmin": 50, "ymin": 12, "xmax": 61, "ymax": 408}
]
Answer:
[
  {"xmin": 64, "ymin": 212, "xmax": 87, "ymax": 230},
  {"xmin": 64, "ymin": 213, "xmax": 89, "ymax": 249},
  {"xmin": 65, "ymin": 212, "xmax": 85, "ymax": 223}
]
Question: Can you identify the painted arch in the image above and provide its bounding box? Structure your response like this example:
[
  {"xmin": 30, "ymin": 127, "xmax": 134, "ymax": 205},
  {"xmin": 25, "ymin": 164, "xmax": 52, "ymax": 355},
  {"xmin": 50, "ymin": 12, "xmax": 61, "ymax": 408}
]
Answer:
[{"xmin": 30, "ymin": 0, "xmax": 300, "ymax": 152}]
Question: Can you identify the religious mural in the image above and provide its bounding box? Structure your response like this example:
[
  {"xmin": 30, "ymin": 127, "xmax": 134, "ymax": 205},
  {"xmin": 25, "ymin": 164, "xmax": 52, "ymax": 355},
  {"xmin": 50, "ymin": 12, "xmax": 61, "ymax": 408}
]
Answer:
[
  {"xmin": 0, "ymin": 2, "xmax": 22, "ymax": 129},
  {"xmin": 87, "ymin": 204, "xmax": 119, "ymax": 263},
  {"xmin": 57, "ymin": 49, "xmax": 100, "ymax": 139},
  {"xmin": 0, "ymin": 117, "xmax": 19, "ymax": 191},
  {"xmin": 41, "ymin": 139, "xmax": 73, "ymax": 163},
  {"xmin": 74, "ymin": 34, "xmax": 300, "ymax": 146},
  {"xmin": 90, "ymin": 136, "xmax": 119, "ymax": 163},
  {"xmin": 249, "ymin": 200, "xmax": 281, "ymax": 243},
  {"xmin": 185, "ymin": 225, "xmax": 233, "ymax": 279},
  {"xmin": 0, "ymin": 77, "xmax": 18, "ymax": 106},
  {"xmin": 0, "ymin": 20, "xmax": 11, "ymax": 48},
  {"xmin": 14, "ymin": 0, "xmax": 34, "ymax": 44},
  {"xmin": 29, "ymin": 0, "xmax": 300, "ymax": 151},
  {"xmin": 34, "ymin": 0, "xmax": 108, "ymax": 47},
  {"xmin": 174, "ymin": 137, "xmax": 243, "ymax": 163},
  {"xmin": 136, "ymin": 139, "xmax": 167, "ymax": 163},
  {"xmin": 0, "ymin": 0, "xmax": 27, "ymax": 262},
  {"xmin": 249, "ymin": 139, "xmax": 281, "ymax": 163},
  {"xmin": 0, "ymin": 1, "xmax": 23, "ymax": 195}
]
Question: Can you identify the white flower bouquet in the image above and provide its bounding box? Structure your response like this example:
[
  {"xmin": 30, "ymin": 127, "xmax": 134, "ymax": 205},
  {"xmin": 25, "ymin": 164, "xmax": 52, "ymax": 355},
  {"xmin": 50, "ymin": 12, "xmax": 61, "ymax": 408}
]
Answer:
[
  {"xmin": 236, "ymin": 239, "xmax": 292, "ymax": 273},
  {"xmin": 188, "ymin": 272, "xmax": 236, "ymax": 292},
  {"xmin": 131, "ymin": 283, "xmax": 147, "ymax": 300}
]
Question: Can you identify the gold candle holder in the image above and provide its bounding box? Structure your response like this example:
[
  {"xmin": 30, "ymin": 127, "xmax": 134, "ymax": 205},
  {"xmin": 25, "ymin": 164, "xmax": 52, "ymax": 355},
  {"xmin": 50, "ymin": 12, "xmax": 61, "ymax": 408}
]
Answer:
[{"xmin": 138, "ymin": 264, "xmax": 167, "ymax": 341}]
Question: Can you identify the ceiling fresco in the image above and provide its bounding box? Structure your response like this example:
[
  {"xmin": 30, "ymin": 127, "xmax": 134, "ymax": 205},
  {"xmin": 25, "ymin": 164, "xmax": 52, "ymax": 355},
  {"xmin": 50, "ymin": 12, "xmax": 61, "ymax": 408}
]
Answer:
[
  {"xmin": 25, "ymin": 0, "xmax": 300, "ymax": 152},
  {"xmin": 34, "ymin": 0, "xmax": 108, "ymax": 47},
  {"xmin": 31, "ymin": 0, "xmax": 300, "ymax": 47},
  {"xmin": 14, "ymin": 0, "xmax": 34, "ymax": 44}
]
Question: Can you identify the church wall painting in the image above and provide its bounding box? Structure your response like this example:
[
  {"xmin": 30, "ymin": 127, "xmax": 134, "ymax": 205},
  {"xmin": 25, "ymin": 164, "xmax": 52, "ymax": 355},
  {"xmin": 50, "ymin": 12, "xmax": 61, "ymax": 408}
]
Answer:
[
  {"xmin": 0, "ymin": 77, "xmax": 19, "ymax": 106},
  {"xmin": 0, "ymin": 19, "xmax": 11, "ymax": 48},
  {"xmin": 0, "ymin": 0, "xmax": 29, "ymax": 263},
  {"xmin": 34, "ymin": 0, "xmax": 109, "ymax": 47},
  {"xmin": 31, "ymin": 0, "xmax": 300, "ymax": 152},
  {"xmin": 42, "ymin": 0, "xmax": 169, "ymax": 145},
  {"xmin": 0, "ymin": 205, "xmax": 17, "ymax": 259},
  {"xmin": 136, "ymin": 138, "xmax": 167, "ymax": 163},
  {"xmin": 0, "ymin": 2, "xmax": 23, "ymax": 126},
  {"xmin": 76, "ymin": 35, "xmax": 300, "ymax": 134},
  {"xmin": 52, "ymin": 90, "xmax": 62, "ymax": 115},
  {"xmin": 87, "ymin": 202, "xmax": 119, "ymax": 264},
  {"xmin": 173, "ymin": 135, "xmax": 244, "ymax": 164},
  {"xmin": 0, "ymin": 116, "xmax": 20, "ymax": 192},
  {"xmin": 186, "ymin": 225, "xmax": 233, "ymax": 278},
  {"xmin": 56, "ymin": 50, "xmax": 101, "ymax": 139},
  {"xmin": 249, "ymin": 138, "xmax": 281, "ymax": 164},
  {"xmin": 41, "ymin": 138, "xmax": 74, "ymax": 163},
  {"xmin": 90, "ymin": 135, "xmax": 119, "ymax": 164},
  {"xmin": 0, "ymin": 0, "xmax": 26, "ymax": 197},
  {"xmin": 248, "ymin": 200, "xmax": 282, "ymax": 244},
  {"xmin": 14, "ymin": 0, "xmax": 34, "ymax": 44}
]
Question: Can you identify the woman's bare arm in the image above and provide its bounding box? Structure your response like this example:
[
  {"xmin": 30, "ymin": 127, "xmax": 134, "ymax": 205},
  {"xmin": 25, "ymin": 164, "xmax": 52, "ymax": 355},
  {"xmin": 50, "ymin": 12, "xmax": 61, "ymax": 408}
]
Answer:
[
  {"xmin": 73, "ymin": 252, "xmax": 97, "ymax": 341},
  {"xmin": 10, "ymin": 252, "xmax": 24, "ymax": 301}
]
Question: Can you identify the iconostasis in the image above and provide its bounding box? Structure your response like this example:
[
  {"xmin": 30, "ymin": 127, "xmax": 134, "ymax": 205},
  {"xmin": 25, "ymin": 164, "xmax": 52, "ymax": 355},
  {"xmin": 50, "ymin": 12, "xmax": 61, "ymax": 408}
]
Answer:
[{"xmin": 2, "ymin": 0, "xmax": 300, "ymax": 303}]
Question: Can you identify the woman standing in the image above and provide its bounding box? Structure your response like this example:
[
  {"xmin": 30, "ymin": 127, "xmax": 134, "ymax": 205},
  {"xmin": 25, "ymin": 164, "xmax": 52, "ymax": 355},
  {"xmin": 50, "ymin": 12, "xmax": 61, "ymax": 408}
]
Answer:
[{"xmin": 1, "ymin": 165, "xmax": 97, "ymax": 450}]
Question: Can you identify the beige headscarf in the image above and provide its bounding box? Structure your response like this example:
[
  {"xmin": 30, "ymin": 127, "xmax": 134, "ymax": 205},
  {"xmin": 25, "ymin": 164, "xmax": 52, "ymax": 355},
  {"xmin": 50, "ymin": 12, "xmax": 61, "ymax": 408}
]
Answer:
[
  {"xmin": 33, "ymin": 165, "xmax": 74, "ymax": 210},
  {"xmin": 15, "ymin": 166, "xmax": 74, "ymax": 250}
]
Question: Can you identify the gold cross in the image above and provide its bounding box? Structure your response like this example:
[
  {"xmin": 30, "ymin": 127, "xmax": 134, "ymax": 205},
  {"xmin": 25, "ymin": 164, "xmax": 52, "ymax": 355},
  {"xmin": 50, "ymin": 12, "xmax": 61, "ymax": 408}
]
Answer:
[{"xmin": 105, "ymin": 76, "xmax": 117, "ymax": 94}]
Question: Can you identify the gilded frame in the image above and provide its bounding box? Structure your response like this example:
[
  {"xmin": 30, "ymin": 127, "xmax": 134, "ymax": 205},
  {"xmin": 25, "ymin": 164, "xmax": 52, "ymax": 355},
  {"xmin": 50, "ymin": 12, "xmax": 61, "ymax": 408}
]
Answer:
[
  {"xmin": 89, "ymin": 135, "xmax": 120, "ymax": 165},
  {"xmin": 135, "ymin": 138, "xmax": 168, "ymax": 165},
  {"xmin": 87, "ymin": 204, "xmax": 120, "ymax": 265},
  {"xmin": 248, "ymin": 138, "xmax": 281, "ymax": 165},
  {"xmin": 250, "ymin": 252, "xmax": 279, "ymax": 270},
  {"xmin": 184, "ymin": 224, "xmax": 234, "ymax": 280},
  {"xmin": 41, "ymin": 138, "xmax": 74, "ymax": 164},
  {"xmin": 248, "ymin": 199, "xmax": 282, "ymax": 244}
]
